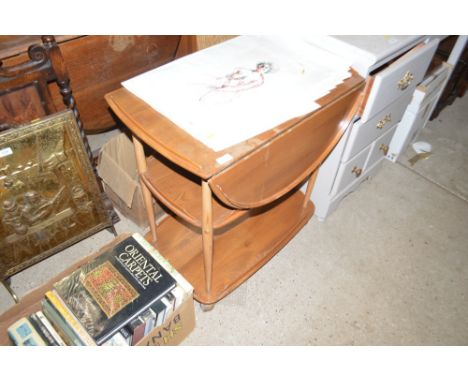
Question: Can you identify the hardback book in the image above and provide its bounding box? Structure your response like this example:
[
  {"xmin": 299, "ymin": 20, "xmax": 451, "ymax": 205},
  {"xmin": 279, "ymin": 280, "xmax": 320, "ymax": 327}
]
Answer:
[
  {"xmin": 42, "ymin": 299, "xmax": 84, "ymax": 346},
  {"xmin": 140, "ymin": 308, "xmax": 156, "ymax": 336},
  {"xmin": 150, "ymin": 299, "xmax": 167, "ymax": 327},
  {"xmin": 53, "ymin": 233, "xmax": 177, "ymax": 345},
  {"xmin": 8, "ymin": 317, "xmax": 47, "ymax": 346},
  {"xmin": 45, "ymin": 290, "xmax": 96, "ymax": 346},
  {"xmin": 127, "ymin": 316, "xmax": 146, "ymax": 345},
  {"xmin": 119, "ymin": 327, "xmax": 132, "ymax": 345},
  {"xmin": 35, "ymin": 310, "xmax": 67, "ymax": 346},
  {"xmin": 135, "ymin": 233, "xmax": 194, "ymax": 296},
  {"xmin": 160, "ymin": 295, "xmax": 174, "ymax": 325}
]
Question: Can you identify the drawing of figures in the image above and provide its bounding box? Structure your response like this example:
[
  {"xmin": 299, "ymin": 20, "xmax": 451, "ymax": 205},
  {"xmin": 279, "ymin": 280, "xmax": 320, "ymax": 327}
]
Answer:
[{"xmin": 199, "ymin": 62, "xmax": 273, "ymax": 102}]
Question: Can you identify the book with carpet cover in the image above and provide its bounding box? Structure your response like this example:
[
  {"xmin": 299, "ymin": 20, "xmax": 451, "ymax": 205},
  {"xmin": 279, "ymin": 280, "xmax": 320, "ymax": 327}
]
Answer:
[{"xmin": 53, "ymin": 233, "xmax": 176, "ymax": 345}]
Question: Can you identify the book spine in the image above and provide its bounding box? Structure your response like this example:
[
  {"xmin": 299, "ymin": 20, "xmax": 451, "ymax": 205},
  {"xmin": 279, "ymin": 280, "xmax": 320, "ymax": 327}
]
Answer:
[
  {"xmin": 119, "ymin": 327, "xmax": 132, "ymax": 346},
  {"xmin": 128, "ymin": 317, "xmax": 146, "ymax": 346},
  {"xmin": 141, "ymin": 309, "xmax": 156, "ymax": 336},
  {"xmin": 28, "ymin": 313, "xmax": 58, "ymax": 346},
  {"xmin": 132, "ymin": 233, "xmax": 193, "ymax": 294},
  {"xmin": 150, "ymin": 299, "xmax": 167, "ymax": 327},
  {"xmin": 161, "ymin": 296, "xmax": 174, "ymax": 319},
  {"xmin": 42, "ymin": 300, "xmax": 82, "ymax": 346},
  {"xmin": 7, "ymin": 318, "xmax": 47, "ymax": 346},
  {"xmin": 35, "ymin": 311, "xmax": 67, "ymax": 346},
  {"xmin": 171, "ymin": 285, "xmax": 186, "ymax": 310},
  {"xmin": 45, "ymin": 290, "xmax": 96, "ymax": 346}
]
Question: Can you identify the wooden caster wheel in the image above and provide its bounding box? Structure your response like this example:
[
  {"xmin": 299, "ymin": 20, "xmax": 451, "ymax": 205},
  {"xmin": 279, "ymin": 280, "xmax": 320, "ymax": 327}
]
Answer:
[{"xmin": 199, "ymin": 303, "xmax": 215, "ymax": 312}]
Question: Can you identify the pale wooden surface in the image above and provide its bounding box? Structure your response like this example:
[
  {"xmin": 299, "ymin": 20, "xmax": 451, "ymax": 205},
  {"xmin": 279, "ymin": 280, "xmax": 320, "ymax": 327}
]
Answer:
[
  {"xmin": 106, "ymin": 70, "xmax": 365, "ymax": 304},
  {"xmin": 201, "ymin": 181, "xmax": 213, "ymax": 293},
  {"xmin": 105, "ymin": 71, "xmax": 364, "ymax": 179},
  {"xmin": 133, "ymin": 136, "xmax": 158, "ymax": 242}
]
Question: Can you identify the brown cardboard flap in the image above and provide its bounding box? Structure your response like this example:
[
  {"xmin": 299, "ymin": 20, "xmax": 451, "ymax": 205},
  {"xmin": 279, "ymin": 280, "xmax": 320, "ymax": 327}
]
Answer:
[{"xmin": 97, "ymin": 133, "xmax": 139, "ymax": 208}]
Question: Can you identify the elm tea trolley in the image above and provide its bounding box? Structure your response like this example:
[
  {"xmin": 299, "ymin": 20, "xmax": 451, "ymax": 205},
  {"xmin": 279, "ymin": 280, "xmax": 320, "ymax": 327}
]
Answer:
[{"xmin": 105, "ymin": 70, "xmax": 364, "ymax": 307}]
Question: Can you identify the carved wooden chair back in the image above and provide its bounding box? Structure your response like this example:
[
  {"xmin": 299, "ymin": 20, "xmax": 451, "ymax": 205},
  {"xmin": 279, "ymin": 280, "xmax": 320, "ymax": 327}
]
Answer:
[{"xmin": 0, "ymin": 35, "xmax": 93, "ymax": 164}]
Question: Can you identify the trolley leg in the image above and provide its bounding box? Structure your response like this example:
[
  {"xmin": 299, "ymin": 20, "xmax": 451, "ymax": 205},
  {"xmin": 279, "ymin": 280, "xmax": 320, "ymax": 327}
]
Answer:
[
  {"xmin": 303, "ymin": 169, "xmax": 318, "ymax": 209},
  {"xmin": 201, "ymin": 181, "xmax": 213, "ymax": 295},
  {"xmin": 132, "ymin": 136, "xmax": 157, "ymax": 242}
]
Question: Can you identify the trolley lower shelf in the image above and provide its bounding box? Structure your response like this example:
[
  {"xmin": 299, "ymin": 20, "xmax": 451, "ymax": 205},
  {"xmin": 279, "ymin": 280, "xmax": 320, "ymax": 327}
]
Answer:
[{"xmin": 146, "ymin": 189, "xmax": 314, "ymax": 304}]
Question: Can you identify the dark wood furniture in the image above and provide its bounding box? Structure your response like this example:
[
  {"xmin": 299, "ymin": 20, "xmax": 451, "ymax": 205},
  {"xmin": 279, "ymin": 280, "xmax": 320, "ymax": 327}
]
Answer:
[
  {"xmin": 0, "ymin": 36, "xmax": 117, "ymax": 300},
  {"xmin": 0, "ymin": 35, "xmax": 182, "ymax": 133},
  {"xmin": 105, "ymin": 70, "xmax": 365, "ymax": 307},
  {"xmin": 175, "ymin": 35, "xmax": 235, "ymax": 58},
  {"xmin": 430, "ymin": 35, "xmax": 468, "ymax": 119}
]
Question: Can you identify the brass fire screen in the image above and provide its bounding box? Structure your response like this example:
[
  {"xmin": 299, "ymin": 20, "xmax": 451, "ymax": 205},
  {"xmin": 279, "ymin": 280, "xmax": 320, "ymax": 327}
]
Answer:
[{"xmin": 0, "ymin": 110, "xmax": 112, "ymax": 278}]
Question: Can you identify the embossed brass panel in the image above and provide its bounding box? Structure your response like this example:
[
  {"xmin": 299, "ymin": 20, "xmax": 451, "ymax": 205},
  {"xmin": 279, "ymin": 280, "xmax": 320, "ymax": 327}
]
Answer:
[{"xmin": 0, "ymin": 110, "xmax": 111, "ymax": 278}]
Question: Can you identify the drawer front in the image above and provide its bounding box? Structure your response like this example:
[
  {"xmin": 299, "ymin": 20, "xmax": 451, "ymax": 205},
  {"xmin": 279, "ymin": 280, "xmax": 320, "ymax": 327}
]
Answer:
[
  {"xmin": 331, "ymin": 145, "xmax": 371, "ymax": 196},
  {"xmin": 361, "ymin": 39, "xmax": 439, "ymax": 121},
  {"xmin": 342, "ymin": 92, "xmax": 412, "ymax": 162},
  {"xmin": 367, "ymin": 125, "xmax": 397, "ymax": 167}
]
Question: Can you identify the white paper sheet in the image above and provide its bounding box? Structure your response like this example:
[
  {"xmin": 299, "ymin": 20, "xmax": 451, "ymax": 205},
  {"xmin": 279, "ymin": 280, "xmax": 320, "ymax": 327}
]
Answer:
[{"xmin": 123, "ymin": 36, "xmax": 352, "ymax": 151}]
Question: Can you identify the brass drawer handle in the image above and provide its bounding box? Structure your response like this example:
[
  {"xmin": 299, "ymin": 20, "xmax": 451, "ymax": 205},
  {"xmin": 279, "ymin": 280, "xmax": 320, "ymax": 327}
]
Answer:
[
  {"xmin": 351, "ymin": 166, "xmax": 362, "ymax": 177},
  {"xmin": 379, "ymin": 143, "xmax": 389, "ymax": 156},
  {"xmin": 376, "ymin": 114, "xmax": 392, "ymax": 129},
  {"xmin": 398, "ymin": 71, "xmax": 414, "ymax": 90}
]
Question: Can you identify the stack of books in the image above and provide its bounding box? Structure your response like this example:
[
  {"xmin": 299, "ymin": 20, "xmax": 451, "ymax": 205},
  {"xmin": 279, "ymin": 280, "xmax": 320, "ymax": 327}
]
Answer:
[{"xmin": 7, "ymin": 233, "xmax": 193, "ymax": 346}]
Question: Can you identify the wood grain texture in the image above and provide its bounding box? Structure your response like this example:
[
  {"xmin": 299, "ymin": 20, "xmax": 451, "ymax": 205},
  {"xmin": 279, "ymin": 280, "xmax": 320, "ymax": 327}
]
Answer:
[
  {"xmin": 175, "ymin": 35, "xmax": 236, "ymax": 58},
  {"xmin": 133, "ymin": 136, "xmax": 158, "ymax": 242},
  {"xmin": 142, "ymin": 155, "xmax": 248, "ymax": 229},
  {"xmin": 201, "ymin": 181, "xmax": 213, "ymax": 293},
  {"xmin": 105, "ymin": 71, "xmax": 364, "ymax": 179},
  {"xmin": 105, "ymin": 67, "xmax": 365, "ymax": 304},
  {"xmin": 146, "ymin": 189, "xmax": 314, "ymax": 304},
  {"xmin": 208, "ymin": 82, "xmax": 364, "ymax": 209},
  {"xmin": 1, "ymin": 36, "xmax": 181, "ymax": 132}
]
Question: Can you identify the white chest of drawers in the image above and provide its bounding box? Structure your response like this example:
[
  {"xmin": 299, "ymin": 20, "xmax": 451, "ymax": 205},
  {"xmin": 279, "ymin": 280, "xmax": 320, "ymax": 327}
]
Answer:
[
  {"xmin": 309, "ymin": 37, "xmax": 439, "ymax": 220},
  {"xmin": 387, "ymin": 62, "xmax": 452, "ymax": 162}
]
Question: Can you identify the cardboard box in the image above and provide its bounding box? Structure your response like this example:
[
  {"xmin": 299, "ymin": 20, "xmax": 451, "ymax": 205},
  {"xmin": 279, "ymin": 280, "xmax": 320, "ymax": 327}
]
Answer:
[
  {"xmin": 136, "ymin": 293, "xmax": 195, "ymax": 346},
  {"xmin": 0, "ymin": 233, "xmax": 195, "ymax": 346},
  {"xmin": 97, "ymin": 133, "xmax": 164, "ymax": 228}
]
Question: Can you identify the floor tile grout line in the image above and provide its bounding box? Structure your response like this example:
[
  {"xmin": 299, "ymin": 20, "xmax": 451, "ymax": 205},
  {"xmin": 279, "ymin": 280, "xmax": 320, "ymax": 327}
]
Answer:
[{"xmin": 396, "ymin": 161, "xmax": 468, "ymax": 204}]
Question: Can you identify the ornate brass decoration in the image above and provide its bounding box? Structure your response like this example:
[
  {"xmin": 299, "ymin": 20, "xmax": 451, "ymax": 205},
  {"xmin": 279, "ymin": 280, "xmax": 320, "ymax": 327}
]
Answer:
[
  {"xmin": 351, "ymin": 166, "xmax": 362, "ymax": 177},
  {"xmin": 0, "ymin": 111, "xmax": 111, "ymax": 278},
  {"xmin": 397, "ymin": 71, "xmax": 414, "ymax": 90},
  {"xmin": 376, "ymin": 114, "xmax": 392, "ymax": 130},
  {"xmin": 379, "ymin": 144, "xmax": 389, "ymax": 156}
]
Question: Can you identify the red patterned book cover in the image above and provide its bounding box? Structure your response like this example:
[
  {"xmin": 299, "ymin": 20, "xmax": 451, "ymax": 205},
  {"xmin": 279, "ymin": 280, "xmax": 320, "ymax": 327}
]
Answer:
[
  {"xmin": 53, "ymin": 234, "xmax": 176, "ymax": 345},
  {"xmin": 83, "ymin": 261, "xmax": 139, "ymax": 318}
]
